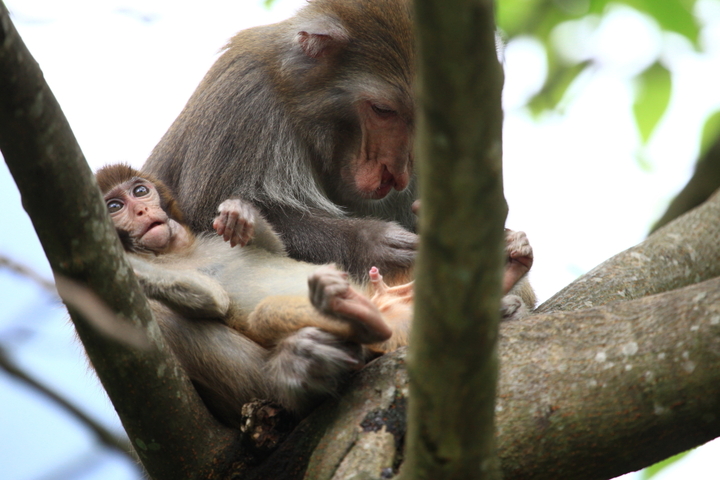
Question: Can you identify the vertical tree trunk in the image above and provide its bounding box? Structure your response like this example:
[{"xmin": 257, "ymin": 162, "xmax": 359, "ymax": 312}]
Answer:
[{"xmin": 404, "ymin": 0, "xmax": 505, "ymax": 478}]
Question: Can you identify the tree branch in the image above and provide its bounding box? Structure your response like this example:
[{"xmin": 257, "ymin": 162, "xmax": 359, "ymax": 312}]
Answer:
[
  {"xmin": 406, "ymin": 0, "xmax": 505, "ymax": 478},
  {"xmin": 651, "ymin": 132, "xmax": 720, "ymax": 233},
  {"xmin": 0, "ymin": 4, "xmax": 240, "ymax": 478},
  {"xmin": 0, "ymin": 254, "xmax": 57, "ymax": 294},
  {"xmin": 537, "ymin": 188, "xmax": 720, "ymax": 314},
  {"xmin": 0, "ymin": 344, "xmax": 134, "ymax": 456},
  {"xmin": 498, "ymin": 275, "xmax": 720, "ymax": 479},
  {"xmin": 297, "ymin": 274, "xmax": 720, "ymax": 480}
]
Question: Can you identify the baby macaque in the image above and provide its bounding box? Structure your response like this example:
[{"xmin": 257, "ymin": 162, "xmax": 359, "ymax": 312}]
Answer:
[
  {"xmin": 97, "ymin": 164, "xmax": 400, "ymax": 424},
  {"xmin": 96, "ymin": 163, "xmax": 534, "ymax": 423}
]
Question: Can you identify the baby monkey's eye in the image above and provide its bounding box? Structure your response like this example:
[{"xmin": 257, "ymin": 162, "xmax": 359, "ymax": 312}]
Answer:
[
  {"xmin": 107, "ymin": 200, "xmax": 124, "ymax": 213},
  {"xmin": 133, "ymin": 185, "xmax": 150, "ymax": 197}
]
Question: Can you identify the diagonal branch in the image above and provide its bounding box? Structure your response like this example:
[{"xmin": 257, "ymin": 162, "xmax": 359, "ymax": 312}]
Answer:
[
  {"xmin": 498, "ymin": 274, "xmax": 720, "ymax": 479},
  {"xmin": 0, "ymin": 345, "xmax": 134, "ymax": 456},
  {"xmin": 537, "ymin": 188, "xmax": 720, "ymax": 314}
]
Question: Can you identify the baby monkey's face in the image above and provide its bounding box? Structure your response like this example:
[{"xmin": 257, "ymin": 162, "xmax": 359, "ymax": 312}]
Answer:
[{"xmin": 104, "ymin": 177, "xmax": 178, "ymax": 253}]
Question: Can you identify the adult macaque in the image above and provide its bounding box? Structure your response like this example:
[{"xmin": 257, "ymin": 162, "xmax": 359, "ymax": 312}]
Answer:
[{"xmin": 143, "ymin": 0, "xmax": 417, "ymax": 283}]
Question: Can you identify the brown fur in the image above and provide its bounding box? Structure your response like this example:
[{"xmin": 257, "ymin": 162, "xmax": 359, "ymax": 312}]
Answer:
[
  {"xmin": 97, "ymin": 163, "xmax": 185, "ymax": 224},
  {"xmin": 142, "ymin": 0, "xmax": 418, "ymax": 284}
]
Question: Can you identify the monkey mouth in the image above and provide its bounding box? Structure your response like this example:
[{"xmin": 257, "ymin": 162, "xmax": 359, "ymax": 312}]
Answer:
[
  {"xmin": 143, "ymin": 221, "xmax": 166, "ymax": 236},
  {"xmin": 372, "ymin": 168, "xmax": 397, "ymax": 199},
  {"xmin": 373, "ymin": 181, "xmax": 394, "ymax": 199}
]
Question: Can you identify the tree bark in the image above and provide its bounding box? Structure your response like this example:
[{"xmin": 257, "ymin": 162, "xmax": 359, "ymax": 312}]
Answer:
[
  {"xmin": 405, "ymin": 0, "xmax": 505, "ymax": 478},
  {"xmin": 537, "ymin": 188, "xmax": 720, "ymax": 314},
  {"xmin": 291, "ymin": 270, "xmax": 720, "ymax": 480}
]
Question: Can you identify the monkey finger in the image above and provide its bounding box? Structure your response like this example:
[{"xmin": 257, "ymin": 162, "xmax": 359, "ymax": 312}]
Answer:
[
  {"xmin": 386, "ymin": 280, "xmax": 414, "ymax": 298},
  {"xmin": 229, "ymin": 230, "xmax": 241, "ymax": 248},
  {"xmin": 508, "ymin": 254, "xmax": 533, "ymax": 270},
  {"xmin": 238, "ymin": 220, "xmax": 255, "ymax": 247},
  {"xmin": 510, "ymin": 246, "xmax": 533, "ymax": 259},
  {"xmin": 212, "ymin": 215, "xmax": 226, "ymax": 236},
  {"xmin": 308, "ymin": 267, "xmax": 350, "ymax": 311},
  {"xmin": 321, "ymin": 280, "xmax": 351, "ymax": 307},
  {"xmin": 223, "ymin": 213, "xmax": 239, "ymax": 244},
  {"xmin": 320, "ymin": 284, "xmax": 392, "ymax": 343},
  {"xmin": 412, "ymin": 200, "xmax": 421, "ymax": 215},
  {"xmin": 503, "ymin": 261, "xmax": 530, "ymax": 294},
  {"xmin": 388, "ymin": 231, "xmax": 418, "ymax": 250}
]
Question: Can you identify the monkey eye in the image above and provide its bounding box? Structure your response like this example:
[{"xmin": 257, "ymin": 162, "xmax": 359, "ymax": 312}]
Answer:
[
  {"xmin": 133, "ymin": 184, "xmax": 150, "ymax": 197},
  {"xmin": 371, "ymin": 104, "xmax": 397, "ymax": 117},
  {"xmin": 107, "ymin": 200, "xmax": 124, "ymax": 214}
]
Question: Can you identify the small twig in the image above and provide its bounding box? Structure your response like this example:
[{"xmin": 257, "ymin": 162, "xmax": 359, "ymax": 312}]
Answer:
[
  {"xmin": 0, "ymin": 255, "xmax": 150, "ymax": 348},
  {"xmin": 55, "ymin": 275, "xmax": 151, "ymax": 349},
  {"xmin": 0, "ymin": 254, "xmax": 56, "ymax": 294},
  {"xmin": 0, "ymin": 344, "xmax": 134, "ymax": 457}
]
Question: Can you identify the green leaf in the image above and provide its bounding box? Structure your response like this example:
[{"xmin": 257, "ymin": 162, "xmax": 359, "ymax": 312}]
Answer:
[
  {"xmin": 501, "ymin": 0, "xmax": 699, "ymax": 44},
  {"xmin": 633, "ymin": 62, "xmax": 672, "ymax": 144},
  {"xmin": 625, "ymin": 0, "xmax": 699, "ymax": 44},
  {"xmin": 588, "ymin": 0, "xmax": 612, "ymax": 14},
  {"xmin": 640, "ymin": 450, "xmax": 690, "ymax": 479},
  {"xmin": 497, "ymin": 0, "xmax": 576, "ymax": 39},
  {"xmin": 263, "ymin": 0, "xmax": 277, "ymax": 8},
  {"xmin": 700, "ymin": 110, "xmax": 720, "ymax": 156},
  {"xmin": 497, "ymin": 0, "xmax": 541, "ymax": 35},
  {"xmin": 528, "ymin": 60, "xmax": 590, "ymax": 115}
]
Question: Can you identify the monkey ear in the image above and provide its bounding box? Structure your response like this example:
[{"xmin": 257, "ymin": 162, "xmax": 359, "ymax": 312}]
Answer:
[{"xmin": 295, "ymin": 19, "xmax": 349, "ymax": 59}]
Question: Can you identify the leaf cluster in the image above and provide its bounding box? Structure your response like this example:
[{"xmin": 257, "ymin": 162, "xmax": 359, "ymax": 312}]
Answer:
[{"xmin": 497, "ymin": 0, "xmax": 708, "ymax": 145}]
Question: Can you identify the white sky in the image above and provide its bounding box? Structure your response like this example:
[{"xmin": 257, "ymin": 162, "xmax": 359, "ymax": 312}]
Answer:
[{"xmin": 1, "ymin": 0, "xmax": 720, "ymax": 479}]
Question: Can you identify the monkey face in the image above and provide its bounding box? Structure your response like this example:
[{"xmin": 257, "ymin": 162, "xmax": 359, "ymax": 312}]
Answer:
[
  {"xmin": 103, "ymin": 178, "xmax": 175, "ymax": 252},
  {"xmin": 344, "ymin": 100, "xmax": 413, "ymax": 200}
]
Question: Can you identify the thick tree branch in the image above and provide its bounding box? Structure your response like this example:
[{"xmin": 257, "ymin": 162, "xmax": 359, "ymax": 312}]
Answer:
[
  {"xmin": 0, "ymin": 4, "xmax": 240, "ymax": 479},
  {"xmin": 498, "ymin": 275, "xmax": 720, "ymax": 479},
  {"xmin": 406, "ymin": 0, "xmax": 505, "ymax": 478},
  {"xmin": 537, "ymin": 188, "xmax": 720, "ymax": 314},
  {"xmin": 297, "ymin": 275, "xmax": 720, "ymax": 480}
]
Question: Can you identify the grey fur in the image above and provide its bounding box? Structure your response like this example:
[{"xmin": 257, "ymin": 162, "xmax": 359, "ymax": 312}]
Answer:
[
  {"xmin": 143, "ymin": 0, "xmax": 418, "ymax": 280},
  {"xmin": 131, "ymin": 235, "xmax": 363, "ymax": 425}
]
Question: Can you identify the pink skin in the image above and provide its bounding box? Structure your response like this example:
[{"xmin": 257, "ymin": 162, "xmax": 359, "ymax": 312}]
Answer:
[
  {"xmin": 348, "ymin": 100, "xmax": 413, "ymax": 200},
  {"xmin": 104, "ymin": 179, "xmax": 191, "ymax": 253},
  {"xmin": 212, "ymin": 198, "xmax": 256, "ymax": 248},
  {"xmin": 368, "ymin": 266, "xmax": 414, "ymax": 311},
  {"xmin": 308, "ymin": 265, "xmax": 392, "ymax": 344},
  {"xmin": 297, "ymin": 33, "xmax": 412, "ymax": 200}
]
